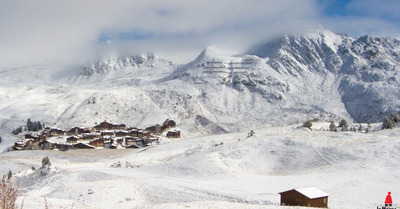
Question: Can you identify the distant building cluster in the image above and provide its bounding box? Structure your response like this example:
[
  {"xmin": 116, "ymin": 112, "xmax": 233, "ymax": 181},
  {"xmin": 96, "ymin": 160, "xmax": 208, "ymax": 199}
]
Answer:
[{"xmin": 13, "ymin": 119, "xmax": 180, "ymax": 151}]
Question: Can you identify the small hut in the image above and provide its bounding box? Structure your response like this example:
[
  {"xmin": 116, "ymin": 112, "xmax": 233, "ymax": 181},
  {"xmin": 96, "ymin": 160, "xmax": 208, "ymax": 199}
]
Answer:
[
  {"xmin": 279, "ymin": 187, "xmax": 329, "ymax": 208},
  {"xmin": 89, "ymin": 138, "xmax": 104, "ymax": 148},
  {"xmin": 166, "ymin": 130, "xmax": 181, "ymax": 138}
]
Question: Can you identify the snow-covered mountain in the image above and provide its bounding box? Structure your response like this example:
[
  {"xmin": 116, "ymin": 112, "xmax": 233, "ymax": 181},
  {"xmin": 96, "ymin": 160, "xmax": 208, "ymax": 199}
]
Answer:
[
  {"xmin": 1, "ymin": 30, "xmax": 400, "ymax": 135},
  {"xmin": 248, "ymin": 30, "xmax": 400, "ymax": 122}
]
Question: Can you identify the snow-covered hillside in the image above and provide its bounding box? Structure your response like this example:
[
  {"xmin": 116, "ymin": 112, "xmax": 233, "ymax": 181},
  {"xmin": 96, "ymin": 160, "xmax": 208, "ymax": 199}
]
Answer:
[
  {"xmin": 0, "ymin": 124, "xmax": 399, "ymax": 209},
  {"xmin": 1, "ymin": 29, "xmax": 400, "ymax": 135}
]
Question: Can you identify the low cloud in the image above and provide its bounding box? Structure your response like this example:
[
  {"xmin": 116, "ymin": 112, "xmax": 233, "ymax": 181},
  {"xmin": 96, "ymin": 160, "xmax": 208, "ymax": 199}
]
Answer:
[{"xmin": 0, "ymin": 0, "xmax": 398, "ymax": 68}]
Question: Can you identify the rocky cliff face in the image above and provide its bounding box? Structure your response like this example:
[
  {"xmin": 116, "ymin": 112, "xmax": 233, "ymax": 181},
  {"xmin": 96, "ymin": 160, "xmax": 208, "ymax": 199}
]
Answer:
[
  {"xmin": 176, "ymin": 30, "xmax": 400, "ymax": 124},
  {"xmin": 80, "ymin": 54, "xmax": 176, "ymax": 76},
  {"xmin": 248, "ymin": 31, "xmax": 400, "ymax": 122}
]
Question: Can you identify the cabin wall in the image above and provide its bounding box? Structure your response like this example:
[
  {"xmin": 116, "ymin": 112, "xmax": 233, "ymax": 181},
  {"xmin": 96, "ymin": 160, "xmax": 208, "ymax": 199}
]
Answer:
[{"xmin": 281, "ymin": 190, "xmax": 328, "ymax": 208}]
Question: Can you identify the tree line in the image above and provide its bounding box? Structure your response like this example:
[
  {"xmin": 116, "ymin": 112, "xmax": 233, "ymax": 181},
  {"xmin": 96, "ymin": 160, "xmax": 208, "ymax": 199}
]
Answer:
[
  {"xmin": 303, "ymin": 112, "xmax": 400, "ymax": 132},
  {"xmin": 303, "ymin": 119, "xmax": 371, "ymax": 133},
  {"xmin": 12, "ymin": 119, "xmax": 44, "ymax": 135},
  {"xmin": 382, "ymin": 112, "xmax": 400, "ymax": 129}
]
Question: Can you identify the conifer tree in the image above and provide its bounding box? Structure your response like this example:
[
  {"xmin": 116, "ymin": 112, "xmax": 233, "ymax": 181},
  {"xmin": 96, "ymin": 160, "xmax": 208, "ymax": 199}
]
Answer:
[
  {"xmin": 303, "ymin": 120, "xmax": 312, "ymax": 129},
  {"xmin": 329, "ymin": 121, "xmax": 336, "ymax": 132},
  {"xmin": 390, "ymin": 112, "xmax": 400, "ymax": 125},
  {"xmin": 382, "ymin": 117, "xmax": 394, "ymax": 129},
  {"xmin": 358, "ymin": 123, "xmax": 363, "ymax": 132},
  {"xmin": 339, "ymin": 119, "xmax": 348, "ymax": 128},
  {"xmin": 340, "ymin": 120, "xmax": 348, "ymax": 131}
]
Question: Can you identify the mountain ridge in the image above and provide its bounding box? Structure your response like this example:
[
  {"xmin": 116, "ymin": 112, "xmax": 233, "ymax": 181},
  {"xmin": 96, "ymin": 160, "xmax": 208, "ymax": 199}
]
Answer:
[{"xmin": 1, "ymin": 30, "xmax": 400, "ymax": 134}]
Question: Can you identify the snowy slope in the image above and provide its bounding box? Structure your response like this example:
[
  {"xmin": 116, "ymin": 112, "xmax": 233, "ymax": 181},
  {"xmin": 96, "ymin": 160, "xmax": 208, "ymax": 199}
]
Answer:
[{"xmin": 0, "ymin": 124, "xmax": 399, "ymax": 209}]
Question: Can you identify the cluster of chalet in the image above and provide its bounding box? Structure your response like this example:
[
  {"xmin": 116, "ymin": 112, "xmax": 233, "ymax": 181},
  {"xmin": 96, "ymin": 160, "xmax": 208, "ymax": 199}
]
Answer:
[{"xmin": 14, "ymin": 119, "xmax": 180, "ymax": 151}]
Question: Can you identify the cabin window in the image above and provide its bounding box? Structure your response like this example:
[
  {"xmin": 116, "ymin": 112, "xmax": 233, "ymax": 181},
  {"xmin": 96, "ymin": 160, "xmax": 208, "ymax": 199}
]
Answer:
[{"xmin": 324, "ymin": 198, "xmax": 327, "ymax": 204}]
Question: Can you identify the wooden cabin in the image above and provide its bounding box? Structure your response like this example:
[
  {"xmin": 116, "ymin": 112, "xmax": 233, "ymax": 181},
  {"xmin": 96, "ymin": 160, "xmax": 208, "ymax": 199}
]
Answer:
[
  {"xmin": 279, "ymin": 187, "xmax": 329, "ymax": 208},
  {"xmin": 125, "ymin": 137, "xmax": 139, "ymax": 146},
  {"xmin": 38, "ymin": 140, "xmax": 54, "ymax": 150},
  {"xmin": 115, "ymin": 130, "xmax": 129, "ymax": 137},
  {"xmin": 166, "ymin": 130, "xmax": 181, "ymax": 138},
  {"xmin": 145, "ymin": 124, "xmax": 162, "ymax": 135},
  {"xmin": 112, "ymin": 123, "xmax": 126, "ymax": 130},
  {"xmin": 82, "ymin": 133, "xmax": 99, "ymax": 141},
  {"xmin": 48, "ymin": 128, "xmax": 66, "ymax": 136},
  {"xmin": 73, "ymin": 143, "xmax": 95, "ymax": 149},
  {"xmin": 89, "ymin": 138, "xmax": 104, "ymax": 148},
  {"xmin": 162, "ymin": 119, "xmax": 176, "ymax": 130},
  {"xmin": 54, "ymin": 143, "xmax": 73, "ymax": 151},
  {"xmin": 24, "ymin": 139, "xmax": 35, "ymax": 149},
  {"xmin": 67, "ymin": 127, "xmax": 89, "ymax": 135},
  {"xmin": 67, "ymin": 136, "xmax": 80, "ymax": 144},
  {"xmin": 143, "ymin": 131, "xmax": 151, "ymax": 138},
  {"xmin": 38, "ymin": 134, "xmax": 47, "ymax": 142},
  {"xmin": 94, "ymin": 121, "xmax": 113, "ymax": 130},
  {"xmin": 101, "ymin": 130, "xmax": 115, "ymax": 137},
  {"xmin": 144, "ymin": 137, "xmax": 159, "ymax": 145},
  {"xmin": 25, "ymin": 133, "xmax": 36, "ymax": 140},
  {"xmin": 95, "ymin": 121, "xmax": 126, "ymax": 130},
  {"xmin": 137, "ymin": 129, "xmax": 144, "ymax": 137},
  {"xmin": 128, "ymin": 129, "xmax": 138, "ymax": 137}
]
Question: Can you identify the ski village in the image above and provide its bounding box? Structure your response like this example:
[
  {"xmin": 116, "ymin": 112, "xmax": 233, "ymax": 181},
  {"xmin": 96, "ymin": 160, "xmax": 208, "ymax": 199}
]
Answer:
[{"xmin": 12, "ymin": 119, "xmax": 180, "ymax": 151}]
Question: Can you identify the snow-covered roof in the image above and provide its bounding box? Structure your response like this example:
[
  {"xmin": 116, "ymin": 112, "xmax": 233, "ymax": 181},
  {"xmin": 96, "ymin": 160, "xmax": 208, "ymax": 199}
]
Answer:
[
  {"xmin": 295, "ymin": 187, "xmax": 329, "ymax": 199},
  {"xmin": 280, "ymin": 187, "xmax": 329, "ymax": 199}
]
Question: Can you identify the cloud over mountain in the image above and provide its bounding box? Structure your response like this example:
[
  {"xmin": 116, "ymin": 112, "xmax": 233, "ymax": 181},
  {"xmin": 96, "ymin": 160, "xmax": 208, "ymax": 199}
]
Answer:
[{"xmin": 0, "ymin": 0, "xmax": 399, "ymax": 68}]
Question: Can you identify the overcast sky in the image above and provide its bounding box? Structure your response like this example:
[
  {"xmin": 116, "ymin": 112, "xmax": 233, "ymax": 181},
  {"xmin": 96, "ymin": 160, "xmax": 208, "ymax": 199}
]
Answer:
[{"xmin": 0, "ymin": 0, "xmax": 399, "ymax": 68}]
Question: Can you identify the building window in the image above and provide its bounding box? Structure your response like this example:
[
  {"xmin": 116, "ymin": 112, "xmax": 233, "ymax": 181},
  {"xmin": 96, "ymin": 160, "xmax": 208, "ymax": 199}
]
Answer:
[{"xmin": 324, "ymin": 198, "xmax": 326, "ymax": 204}]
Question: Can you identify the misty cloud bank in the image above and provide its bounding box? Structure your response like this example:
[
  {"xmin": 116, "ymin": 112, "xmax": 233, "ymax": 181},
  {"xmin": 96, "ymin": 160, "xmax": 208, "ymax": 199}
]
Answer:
[{"xmin": 0, "ymin": 0, "xmax": 399, "ymax": 68}]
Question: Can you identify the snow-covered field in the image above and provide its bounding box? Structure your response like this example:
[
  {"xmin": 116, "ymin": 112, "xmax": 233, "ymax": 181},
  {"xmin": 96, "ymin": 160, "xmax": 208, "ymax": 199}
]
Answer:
[{"xmin": 1, "ymin": 123, "xmax": 399, "ymax": 209}]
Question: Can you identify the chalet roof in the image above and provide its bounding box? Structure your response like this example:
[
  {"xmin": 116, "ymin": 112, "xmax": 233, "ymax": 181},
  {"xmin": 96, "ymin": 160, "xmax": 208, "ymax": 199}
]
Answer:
[
  {"xmin": 75, "ymin": 142, "xmax": 95, "ymax": 148},
  {"xmin": 126, "ymin": 144, "xmax": 140, "ymax": 149},
  {"xmin": 90, "ymin": 138, "xmax": 103, "ymax": 142},
  {"xmin": 125, "ymin": 137, "xmax": 139, "ymax": 140},
  {"xmin": 50, "ymin": 128, "xmax": 65, "ymax": 131},
  {"xmin": 100, "ymin": 121, "xmax": 125, "ymax": 126},
  {"xmin": 163, "ymin": 119, "xmax": 175, "ymax": 124},
  {"xmin": 280, "ymin": 187, "xmax": 329, "ymax": 199}
]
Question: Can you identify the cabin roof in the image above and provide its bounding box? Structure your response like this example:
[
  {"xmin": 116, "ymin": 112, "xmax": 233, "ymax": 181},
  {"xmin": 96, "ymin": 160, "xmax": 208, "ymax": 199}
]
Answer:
[{"xmin": 280, "ymin": 187, "xmax": 329, "ymax": 199}]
